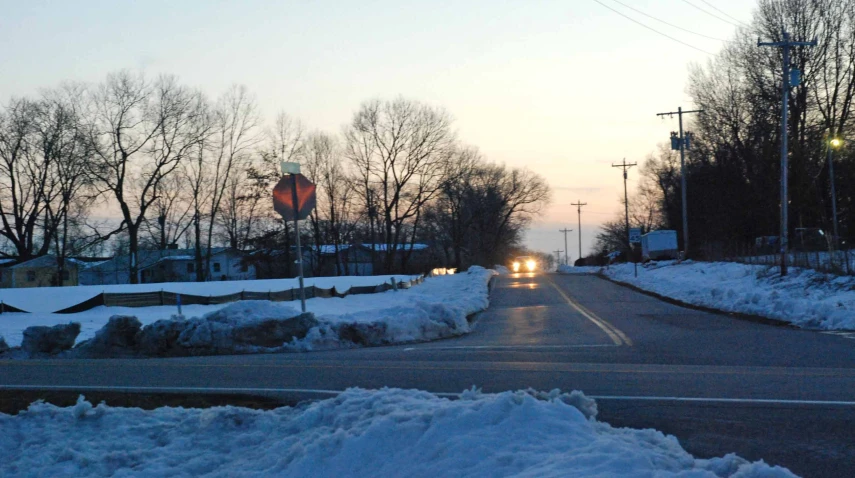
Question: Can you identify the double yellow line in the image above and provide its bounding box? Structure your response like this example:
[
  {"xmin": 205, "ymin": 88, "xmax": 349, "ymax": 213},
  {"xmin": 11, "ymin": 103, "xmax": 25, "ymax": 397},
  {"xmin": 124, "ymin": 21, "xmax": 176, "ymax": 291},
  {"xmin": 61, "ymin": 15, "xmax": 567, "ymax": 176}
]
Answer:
[{"xmin": 547, "ymin": 277, "xmax": 633, "ymax": 346}]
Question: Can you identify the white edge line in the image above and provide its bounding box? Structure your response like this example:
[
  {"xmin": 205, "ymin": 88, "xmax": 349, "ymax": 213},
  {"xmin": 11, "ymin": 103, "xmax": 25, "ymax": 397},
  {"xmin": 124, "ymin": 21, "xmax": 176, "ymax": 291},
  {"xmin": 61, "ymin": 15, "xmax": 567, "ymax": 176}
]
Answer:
[{"xmin": 3, "ymin": 385, "xmax": 855, "ymax": 406}]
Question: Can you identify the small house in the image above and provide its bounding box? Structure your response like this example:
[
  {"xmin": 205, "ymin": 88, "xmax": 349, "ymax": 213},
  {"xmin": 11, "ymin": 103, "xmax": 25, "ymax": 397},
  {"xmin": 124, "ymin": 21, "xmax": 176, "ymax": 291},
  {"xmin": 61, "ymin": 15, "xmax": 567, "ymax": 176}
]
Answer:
[
  {"xmin": 79, "ymin": 248, "xmax": 255, "ymax": 285},
  {"xmin": 0, "ymin": 255, "xmax": 80, "ymax": 288}
]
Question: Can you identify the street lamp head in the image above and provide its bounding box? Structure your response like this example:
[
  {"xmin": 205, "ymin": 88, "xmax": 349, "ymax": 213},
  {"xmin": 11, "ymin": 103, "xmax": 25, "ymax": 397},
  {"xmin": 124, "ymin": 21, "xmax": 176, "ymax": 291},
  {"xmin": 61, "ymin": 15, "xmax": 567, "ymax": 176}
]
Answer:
[{"xmin": 830, "ymin": 138, "xmax": 843, "ymax": 149}]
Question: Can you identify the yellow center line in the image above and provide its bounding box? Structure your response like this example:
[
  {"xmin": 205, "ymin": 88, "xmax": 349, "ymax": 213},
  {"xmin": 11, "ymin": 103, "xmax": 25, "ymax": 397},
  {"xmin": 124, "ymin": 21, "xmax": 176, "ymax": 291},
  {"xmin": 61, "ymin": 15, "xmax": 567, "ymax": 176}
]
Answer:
[{"xmin": 545, "ymin": 275, "xmax": 633, "ymax": 346}]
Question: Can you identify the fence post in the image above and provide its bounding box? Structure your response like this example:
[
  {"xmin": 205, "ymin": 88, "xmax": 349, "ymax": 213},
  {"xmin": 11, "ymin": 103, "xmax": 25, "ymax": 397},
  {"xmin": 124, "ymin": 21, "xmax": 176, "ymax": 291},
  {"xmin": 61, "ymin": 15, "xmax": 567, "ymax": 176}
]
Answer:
[
  {"xmin": 176, "ymin": 293, "xmax": 182, "ymax": 316},
  {"xmin": 159, "ymin": 289, "xmax": 164, "ymax": 306}
]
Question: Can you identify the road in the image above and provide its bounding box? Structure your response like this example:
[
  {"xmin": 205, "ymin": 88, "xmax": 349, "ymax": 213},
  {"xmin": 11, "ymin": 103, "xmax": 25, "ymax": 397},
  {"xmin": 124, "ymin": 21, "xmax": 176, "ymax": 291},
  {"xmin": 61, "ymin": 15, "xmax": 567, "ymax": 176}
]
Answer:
[{"xmin": 3, "ymin": 272, "xmax": 855, "ymax": 476}]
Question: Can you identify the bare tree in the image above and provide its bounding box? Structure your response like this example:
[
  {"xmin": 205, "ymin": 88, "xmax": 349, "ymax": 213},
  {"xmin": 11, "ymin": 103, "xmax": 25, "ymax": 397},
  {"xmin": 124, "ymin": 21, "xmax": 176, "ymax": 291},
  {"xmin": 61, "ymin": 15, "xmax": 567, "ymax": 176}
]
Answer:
[
  {"xmin": 344, "ymin": 98, "xmax": 455, "ymax": 273},
  {"xmin": 86, "ymin": 71, "xmax": 208, "ymax": 283},
  {"xmin": 199, "ymin": 85, "xmax": 261, "ymax": 279},
  {"xmin": 0, "ymin": 98, "xmax": 57, "ymax": 260}
]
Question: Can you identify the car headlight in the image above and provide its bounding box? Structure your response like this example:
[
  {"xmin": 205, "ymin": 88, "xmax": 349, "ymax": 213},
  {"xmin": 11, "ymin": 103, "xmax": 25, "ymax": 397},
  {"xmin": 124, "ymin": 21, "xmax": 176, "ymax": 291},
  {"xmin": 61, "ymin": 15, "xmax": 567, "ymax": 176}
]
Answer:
[
  {"xmin": 526, "ymin": 260, "xmax": 536, "ymax": 271},
  {"xmin": 512, "ymin": 262, "xmax": 520, "ymax": 272}
]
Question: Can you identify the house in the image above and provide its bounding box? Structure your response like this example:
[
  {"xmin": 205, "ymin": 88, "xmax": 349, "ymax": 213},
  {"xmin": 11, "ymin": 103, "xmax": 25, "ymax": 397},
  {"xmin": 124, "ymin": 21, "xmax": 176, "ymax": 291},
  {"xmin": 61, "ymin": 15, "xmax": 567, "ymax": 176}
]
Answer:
[
  {"xmin": 309, "ymin": 245, "xmax": 374, "ymax": 277},
  {"xmin": 0, "ymin": 255, "xmax": 80, "ymax": 288},
  {"xmin": 79, "ymin": 248, "xmax": 255, "ymax": 285},
  {"xmin": 358, "ymin": 243, "xmax": 436, "ymax": 275}
]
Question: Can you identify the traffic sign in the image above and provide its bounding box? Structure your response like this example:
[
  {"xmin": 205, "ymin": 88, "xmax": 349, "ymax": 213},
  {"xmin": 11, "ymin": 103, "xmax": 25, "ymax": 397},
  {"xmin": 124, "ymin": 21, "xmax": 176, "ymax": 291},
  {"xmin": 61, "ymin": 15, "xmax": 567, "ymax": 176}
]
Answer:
[
  {"xmin": 273, "ymin": 173, "xmax": 316, "ymax": 221},
  {"xmin": 629, "ymin": 227, "xmax": 642, "ymax": 244}
]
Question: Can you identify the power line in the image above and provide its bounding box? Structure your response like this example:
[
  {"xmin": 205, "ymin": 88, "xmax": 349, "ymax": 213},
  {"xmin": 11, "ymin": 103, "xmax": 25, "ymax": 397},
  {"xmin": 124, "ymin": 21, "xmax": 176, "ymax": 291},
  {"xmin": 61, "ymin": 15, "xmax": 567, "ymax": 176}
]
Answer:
[
  {"xmin": 609, "ymin": 0, "xmax": 725, "ymax": 41},
  {"xmin": 680, "ymin": 0, "xmax": 742, "ymax": 28},
  {"xmin": 697, "ymin": 0, "xmax": 751, "ymax": 27},
  {"xmin": 592, "ymin": 0, "xmax": 713, "ymax": 55}
]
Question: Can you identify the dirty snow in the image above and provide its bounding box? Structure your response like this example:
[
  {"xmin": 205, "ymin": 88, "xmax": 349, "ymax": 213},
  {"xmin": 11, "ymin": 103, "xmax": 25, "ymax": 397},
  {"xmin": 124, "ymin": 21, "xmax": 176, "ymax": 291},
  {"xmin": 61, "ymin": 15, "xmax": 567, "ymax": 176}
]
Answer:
[
  {"xmin": 0, "ymin": 268, "xmax": 494, "ymax": 350},
  {"xmin": 0, "ymin": 388, "xmax": 796, "ymax": 477}
]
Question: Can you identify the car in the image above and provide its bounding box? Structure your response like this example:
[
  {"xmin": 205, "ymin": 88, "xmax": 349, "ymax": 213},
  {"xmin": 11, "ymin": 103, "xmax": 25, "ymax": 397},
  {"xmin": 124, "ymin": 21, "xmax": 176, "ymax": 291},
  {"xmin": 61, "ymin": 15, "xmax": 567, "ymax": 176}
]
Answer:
[{"xmin": 511, "ymin": 256, "xmax": 538, "ymax": 273}]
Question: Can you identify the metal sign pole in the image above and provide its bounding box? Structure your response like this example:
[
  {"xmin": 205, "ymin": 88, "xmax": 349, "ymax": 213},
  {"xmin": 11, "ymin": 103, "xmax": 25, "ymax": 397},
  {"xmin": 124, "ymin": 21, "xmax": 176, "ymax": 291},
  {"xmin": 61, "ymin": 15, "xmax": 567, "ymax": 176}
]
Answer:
[{"xmin": 290, "ymin": 173, "xmax": 307, "ymax": 313}]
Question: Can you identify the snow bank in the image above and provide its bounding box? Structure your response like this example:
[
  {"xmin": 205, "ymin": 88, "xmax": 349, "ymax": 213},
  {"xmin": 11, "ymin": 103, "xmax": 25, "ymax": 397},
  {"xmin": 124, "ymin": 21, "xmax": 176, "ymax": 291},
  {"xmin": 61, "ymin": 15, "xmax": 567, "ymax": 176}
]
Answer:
[
  {"xmin": 493, "ymin": 264, "xmax": 511, "ymax": 275},
  {"xmin": 0, "ymin": 274, "xmax": 416, "ymax": 314},
  {"xmin": 0, "ymin": 388, "xmax": 796, "ymax": 477},
  {"xmin": 569, "ymin": 261, "xmax": 855, "ymax": 331},
  {"xmin": 1, "ymin": 267, "xmax": 495, "ymax": 357},
  {"xmin": 287, "ymin": 266, "xmax": 494, "ymax": 351},
  {"xmin": 557, "ymin": 264, "xmax": 602, "ymax": 274}
]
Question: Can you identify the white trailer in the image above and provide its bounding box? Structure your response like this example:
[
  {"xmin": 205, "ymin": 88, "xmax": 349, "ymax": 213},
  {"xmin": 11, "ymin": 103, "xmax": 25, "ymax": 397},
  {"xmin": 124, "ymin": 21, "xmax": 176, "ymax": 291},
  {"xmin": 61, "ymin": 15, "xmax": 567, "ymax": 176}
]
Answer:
[{"xmin": 641, "ymin": 230, "xmax": 679, "ymax": 261}]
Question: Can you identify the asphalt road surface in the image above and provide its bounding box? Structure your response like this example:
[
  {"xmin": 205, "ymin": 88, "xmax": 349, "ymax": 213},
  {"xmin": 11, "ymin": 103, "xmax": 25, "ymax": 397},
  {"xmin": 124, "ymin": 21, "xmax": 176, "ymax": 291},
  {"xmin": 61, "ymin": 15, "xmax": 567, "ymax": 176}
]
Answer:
[{"xmin": 3, "ymin": 272, "xmax": 855, "ymax": 477}]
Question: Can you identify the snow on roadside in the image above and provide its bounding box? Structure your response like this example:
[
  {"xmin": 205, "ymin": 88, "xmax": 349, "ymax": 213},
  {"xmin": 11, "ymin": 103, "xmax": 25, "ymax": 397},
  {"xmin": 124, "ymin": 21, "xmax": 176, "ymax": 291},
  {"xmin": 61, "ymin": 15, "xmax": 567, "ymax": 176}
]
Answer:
[
  {"xmin": 560, "ymin": 261, "xmax": 855, "ymax": 331},
  {"xmin": 0, "ymin": 274, "xmax": 416, "ymax": 314},
  {"xmin": 557, "ymin": 265, "xmax": 602, "ymax": 275},
  {"xmin": 0, "ymin": 268, "xmax": 495, "ymax": 354},
  {"xmin": 0, "ymin": 388, "xmax": 796, "ymax": 477}
]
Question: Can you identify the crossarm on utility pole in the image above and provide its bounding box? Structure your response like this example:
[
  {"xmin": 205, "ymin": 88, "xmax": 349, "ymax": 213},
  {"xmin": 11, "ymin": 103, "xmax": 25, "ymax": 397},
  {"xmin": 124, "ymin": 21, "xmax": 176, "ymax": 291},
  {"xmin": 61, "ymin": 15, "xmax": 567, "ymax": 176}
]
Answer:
[
  {"xmin": 655, "ymin": 107, "xmax": 703, "ymax": 259},
  {"xmin": 757, "ymin": 29, "xmax": 817, "ymax": 277}
]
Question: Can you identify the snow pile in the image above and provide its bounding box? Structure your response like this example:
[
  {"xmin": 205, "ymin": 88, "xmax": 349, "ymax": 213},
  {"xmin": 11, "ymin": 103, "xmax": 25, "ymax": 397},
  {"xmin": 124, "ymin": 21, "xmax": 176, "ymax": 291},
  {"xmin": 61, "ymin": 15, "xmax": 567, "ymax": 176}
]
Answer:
[
  {"xmin": 0, "ymin": 274, "xmax": 417, "ymax": 314},
  {"xmin": 1, "ymin": 268, "xmax": 494, "ymax": 357},
  {"xmin": 0, "ymin": 388, "xmax": 796, "ymax": 477},
  {"xmin": 557, "ymin": 264, "xmax": 602, "ymax": 274},
  {"xmin": 286, "ymin": 265, "xmax": 494, "ymax": 350},
  {"xmin": 493, "ymin": 264, "xmax": 511, "ymax": 274},
  {"xmin": 583, "ymin": 261, "xmax": 855, "ymax": 330}
]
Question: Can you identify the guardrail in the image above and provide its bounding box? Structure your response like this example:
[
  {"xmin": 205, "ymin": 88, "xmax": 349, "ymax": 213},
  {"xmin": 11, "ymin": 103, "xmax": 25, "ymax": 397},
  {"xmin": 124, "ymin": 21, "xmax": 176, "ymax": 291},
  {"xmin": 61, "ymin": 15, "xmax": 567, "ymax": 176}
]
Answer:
[{"xmin": 0, "ymin": 276, "xmax": 426, "ymax": 315}]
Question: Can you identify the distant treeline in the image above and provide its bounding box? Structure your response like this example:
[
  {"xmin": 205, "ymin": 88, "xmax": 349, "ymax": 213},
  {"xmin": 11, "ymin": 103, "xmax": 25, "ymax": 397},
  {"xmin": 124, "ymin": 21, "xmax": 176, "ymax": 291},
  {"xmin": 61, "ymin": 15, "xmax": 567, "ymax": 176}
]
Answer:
[
  {"xmin": 0, "ymin": 76, "xmax": 550, "ymax": 282},
  {"xmin": 595, "ymin": 0, "xmax": 855, "ymax": 259}
]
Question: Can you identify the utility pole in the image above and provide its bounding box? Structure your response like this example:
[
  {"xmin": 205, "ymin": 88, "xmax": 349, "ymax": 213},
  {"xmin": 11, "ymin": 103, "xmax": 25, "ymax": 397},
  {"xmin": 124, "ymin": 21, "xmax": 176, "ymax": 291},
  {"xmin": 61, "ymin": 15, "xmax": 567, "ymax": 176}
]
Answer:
[
  {"xmin": 559, "ymin": 228, "xmax": 573, "ymax": 265},
  {"xmin": 612, "ymin": 159, "xmax": 637, "ymax": 277},
  {"xmin": 612, "ymin": 159, "xmax": 637, "ymax": 252},
  {"xmin": 553, "ymin": 250, "xmax": 563, "ymax": 269},
  {"xmin": 759, "ymin": 29, "xmax": 816, "ymax": 276},
  {"xmin": 827, "ymin": 136, "xmax": 843, "ymax": 249},
  {"xmin": 571, "ymin": 200, "xmax": 587, "ymax": 262},
  {"xmin": 656, "ymin": 106, "xmax": 702, "ymax": 258}
]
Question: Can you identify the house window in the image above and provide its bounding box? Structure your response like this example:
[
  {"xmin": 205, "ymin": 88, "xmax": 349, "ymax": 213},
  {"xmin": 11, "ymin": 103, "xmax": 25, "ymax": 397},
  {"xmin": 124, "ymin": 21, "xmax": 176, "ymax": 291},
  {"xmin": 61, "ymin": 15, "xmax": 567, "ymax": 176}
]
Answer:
[
  {"xmin": 186, "ymin": 262, "xmax": 195, "ymax": 274},
  {"xmin": 27, "ymin": 270, "xmax": 36, "ymax": 282},
  {"xmin": 213, "ymin": 262, "xmax": 221, "ymax": 273}
]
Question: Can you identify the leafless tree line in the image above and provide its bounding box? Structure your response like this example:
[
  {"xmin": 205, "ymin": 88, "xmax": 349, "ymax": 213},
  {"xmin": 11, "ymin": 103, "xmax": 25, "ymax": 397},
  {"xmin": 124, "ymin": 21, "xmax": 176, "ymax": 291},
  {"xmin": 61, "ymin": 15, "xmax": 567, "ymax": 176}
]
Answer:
[{"xmin": 0, "ymin": 72, "xmax": 550, "ymax": 283}]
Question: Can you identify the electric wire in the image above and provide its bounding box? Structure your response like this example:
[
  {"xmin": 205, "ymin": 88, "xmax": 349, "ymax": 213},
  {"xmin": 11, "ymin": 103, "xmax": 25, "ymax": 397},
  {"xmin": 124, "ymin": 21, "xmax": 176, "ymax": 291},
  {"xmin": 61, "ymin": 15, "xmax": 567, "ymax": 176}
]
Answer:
[
  {"xmin": 680, "ymin": 0, "xmax": 743, "ymax": 27},
  {"xmin": 592, "ymin": 0, "xmax": 713, "ymax": 55},
  {"xmin": 697, "ymin": 0, "xmax": 751, "ymax": 28},
  {"xmin": 609, "ymin": 0, "xmax": 725, "ymax": 41}
]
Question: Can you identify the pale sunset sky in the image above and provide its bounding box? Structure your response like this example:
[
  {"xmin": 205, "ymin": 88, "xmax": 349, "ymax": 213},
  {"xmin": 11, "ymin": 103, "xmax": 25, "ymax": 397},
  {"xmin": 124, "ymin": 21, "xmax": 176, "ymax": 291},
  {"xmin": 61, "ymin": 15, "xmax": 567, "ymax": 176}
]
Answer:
[{"xmin": 0, "ymin": 0, "xmax": 755, "ymax": 258}]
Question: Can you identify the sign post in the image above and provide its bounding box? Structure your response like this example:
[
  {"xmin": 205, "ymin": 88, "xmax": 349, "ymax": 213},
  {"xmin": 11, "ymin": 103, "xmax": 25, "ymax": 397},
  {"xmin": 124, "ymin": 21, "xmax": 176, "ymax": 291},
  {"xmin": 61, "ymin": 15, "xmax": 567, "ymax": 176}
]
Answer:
[
  {"xmin": 273, "ymin": 162, "xmax": 317, "ymax": 313},
  {"xmin": 629, "ymin": 227, "xmax": 641, "ymax": 278}
]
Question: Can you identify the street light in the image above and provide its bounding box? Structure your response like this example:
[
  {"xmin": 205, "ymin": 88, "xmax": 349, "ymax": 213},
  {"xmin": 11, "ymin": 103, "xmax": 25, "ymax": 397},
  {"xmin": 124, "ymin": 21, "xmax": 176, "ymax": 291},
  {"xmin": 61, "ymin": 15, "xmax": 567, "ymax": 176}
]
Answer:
[{"xmin": 827, "ymin": 136, "xmax": 844, "ymax": 250}]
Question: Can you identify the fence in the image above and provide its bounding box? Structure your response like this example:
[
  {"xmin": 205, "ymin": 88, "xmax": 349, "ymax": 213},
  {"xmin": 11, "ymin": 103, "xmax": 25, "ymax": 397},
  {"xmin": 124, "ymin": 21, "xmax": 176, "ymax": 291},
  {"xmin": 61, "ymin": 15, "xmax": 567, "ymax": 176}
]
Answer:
[
  {"xmin": 2, "ymin": 276, "xmax": 425, "ymax": 315},
  {"xmin": 700, "ymin": 242, "xmax": 855, "ymax": 276}
]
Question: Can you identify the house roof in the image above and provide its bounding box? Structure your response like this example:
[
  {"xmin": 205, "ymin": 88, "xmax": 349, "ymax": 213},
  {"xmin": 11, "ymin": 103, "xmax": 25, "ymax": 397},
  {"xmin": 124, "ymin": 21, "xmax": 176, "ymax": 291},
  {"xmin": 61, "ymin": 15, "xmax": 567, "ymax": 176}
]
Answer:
[
  {"xmin": 361, "ymin": 243, "xmax": 429, "ymax": 252},
  {"xmin": 7, "ymin": 255, "xmax": 84, "ymax": 269}
]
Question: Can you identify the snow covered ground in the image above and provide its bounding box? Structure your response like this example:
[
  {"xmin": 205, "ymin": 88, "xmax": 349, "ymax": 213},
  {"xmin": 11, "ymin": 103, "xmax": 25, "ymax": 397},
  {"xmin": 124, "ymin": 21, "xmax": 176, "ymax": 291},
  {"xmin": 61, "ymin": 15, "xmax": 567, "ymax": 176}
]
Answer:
[
  {"xmin": 559, "ymin": 261, "xmax": 855, "ymax": 330},
  {"xmin": 0, "ymin": 388, "xmax": 795, "ymax": 477},
  {"xmin": 0, "ymin": 275, "xmax": 416, "ymax": 313},
  {"xmin": 0, "ymin": 268, "xmax": 494, "ymax": 353}
]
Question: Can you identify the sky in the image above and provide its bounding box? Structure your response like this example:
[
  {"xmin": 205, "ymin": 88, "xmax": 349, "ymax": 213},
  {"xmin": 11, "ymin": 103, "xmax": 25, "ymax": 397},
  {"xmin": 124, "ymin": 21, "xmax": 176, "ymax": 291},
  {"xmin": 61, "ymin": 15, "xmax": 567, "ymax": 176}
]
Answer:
[{"xmin": 0, "ymin": 0, "xmax": 756, "ymax": 259}]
